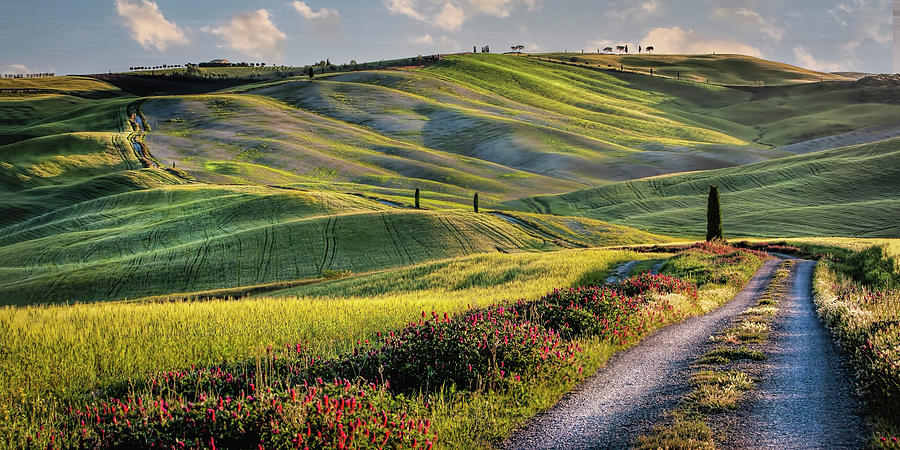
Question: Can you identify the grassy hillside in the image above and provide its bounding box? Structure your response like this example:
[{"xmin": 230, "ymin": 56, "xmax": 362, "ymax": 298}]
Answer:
[
  {"xmin": 509, "ymin": 138, "xmax": 900, "ymax": 238},
  {"xmin": 2, "ymin": 52, "xmax": 899, "ymax": 305},
  {"xmin": 137, "ymin": 54, "xmax": 900, "ymax": 200},
  {"xmin": 0, "ymin": 247, "xmax": 651, "ymax": 444},
  {"xmin": 0, "ymin": 175, "xmax": 667, "ymax": 304},
  {"xmin": 0, "ymin": 185, "xmax": 556, "ymax": 305},
  {"xmin": 144, "ymin": 54, "xmax": 900, "ymax": 204},
  {"xmin": 143, "ymin": 93, "xmax": 585, "ymax": 204},
  {"xmin": 0, "ymin": 76, "xmax": 122, "ymax": 93},
  {"xmin": 427, "ymin": 55, "xmax": 900, "ymax": 148},
  {"xmin": 534, "ymin": 53, "xmax": 853, "ymax": 85}
]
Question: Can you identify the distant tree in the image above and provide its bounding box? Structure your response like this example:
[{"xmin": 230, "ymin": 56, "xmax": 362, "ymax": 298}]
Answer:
[
  {"xmin": 474, "ymin": 46, "xmax": 477, "ymax": 53},
  {"xmin": 473, "ymin": 192, "xmax": 479, "ymax": 213},
  {"xmin": 625, "ymin": 45, "xmax": 629, "ymax": 54},
  {"xmin": 185, "ymin": 64, "xmax": 202, "ymax": 77},
  {"xmin": 604, "ymin": 47, "xmax": 614, "ymax": 53},
  {"xmin": 414, "ymin": 188, "xmax": 420, "ymax": 209},
  {"xmin": 646, "ymin": 46, "xmax": 654, "ymax": 53},
  {"xmin": 706, "ymin": 185, "xmax": 723, "ymax": 242},
  {"xmin": 308, "ymin": 66, "xmax": 315, "ymax": 79},
  {"xmin": 638, "ymin": 46, "xmax": 642, "ymax": 53}
]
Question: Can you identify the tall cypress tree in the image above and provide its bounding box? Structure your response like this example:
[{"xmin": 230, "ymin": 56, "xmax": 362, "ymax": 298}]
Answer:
[
  {"xmin": 706, "ymin": 185, "xmax": 723, "ymax": 242},
  {"xmin": 473, "ymin": 192, "xmax": 479, "ymax": 213},
  {"xmin": 414, "ymin": 188, "xmax": 420, "ymax": 209}
]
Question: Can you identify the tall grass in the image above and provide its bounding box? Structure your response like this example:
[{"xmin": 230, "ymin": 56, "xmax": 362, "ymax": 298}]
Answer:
[
  {"xmin": 813, "ymin": 257, "xmax": 900, "ymax": 443},
  {"xmin": 0, "ymin": 248, "xmax": 648, "ymax": 444}
]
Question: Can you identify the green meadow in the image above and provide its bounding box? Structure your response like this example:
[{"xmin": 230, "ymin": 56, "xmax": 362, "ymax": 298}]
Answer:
[{"xmin": 0, "ymin": 52, "xmax": 899, "ymax": 448}]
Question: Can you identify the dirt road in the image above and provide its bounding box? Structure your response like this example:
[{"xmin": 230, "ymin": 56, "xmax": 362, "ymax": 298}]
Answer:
[
  {"xmin": 716, "ymin": 260, "xmax": 867, "ymax": 449},
  {"xmin": 500, "ymin": 259, "xmax": 782, "ymax": 449}
]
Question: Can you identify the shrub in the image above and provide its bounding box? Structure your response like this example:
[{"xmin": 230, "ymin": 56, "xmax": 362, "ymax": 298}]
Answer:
[
  {"xmin": 843, "ymin": 246, "xmax": 899, "ymax": 288},
  {"xmin": 67, "ymin": 379, "xmax": 434, "ymax": 450}
]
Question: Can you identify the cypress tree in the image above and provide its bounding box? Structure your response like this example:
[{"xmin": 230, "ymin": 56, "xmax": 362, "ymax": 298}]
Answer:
[
  {"xmin": 308, "ymin": 66, "xmax": 314, "ymax": 79},
  {"xmin": 706, "ymin": 185, "xmax": 723, "ymax": 242},
  {"xmin": 414, "ymin": 188, "xmax": 420, "ymax": 209},
  {"xmin": 473, "ymin": 192, "xmax": 479, "ymax": 213}
]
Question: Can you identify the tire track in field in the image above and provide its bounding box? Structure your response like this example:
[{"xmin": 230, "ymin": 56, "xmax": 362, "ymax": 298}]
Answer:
[
  {"xmin": 326, "ymin": 215, "xmax": 338, "ymax": 268},
  {"xmin": 183, "ymin": 227, "xmax": 211, "ymax": 292},
  {"xmin": 379, "ymin": 212, "xmax": 408, "ymax": 265},
  {"xmin": 385, "ymin": 213, "xmax": 414, "ymax": 264},
  {"xmin": 487, "ymin": 212, "xmax": 579, "ymax": 248},
  {"xmin": 400, "ymin": 217, "xmax": 433, "ymax": 260},
  {"xmin": 318, "ymin": 216, "xmax": 335, "ymax": 273},
  {"xmin": 473, "ymin": 216, "xmax": 525, "ymax": 249},
  {"xmin": 262, "ymin": 220, "xmax": 278, "ymax": 282},
  {"xmin": 438, "ymin": 215, "xmax": 472, "ymax": 255}
]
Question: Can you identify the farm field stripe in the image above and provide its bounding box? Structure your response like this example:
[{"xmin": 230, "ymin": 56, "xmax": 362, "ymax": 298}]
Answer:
[
  {"xmin": 501, "ymin": 258, "xmax": 781, "ymax": 450},
  {"xmin": 715, "ymin": 259, "xmax": 868, "ymax": 448}
]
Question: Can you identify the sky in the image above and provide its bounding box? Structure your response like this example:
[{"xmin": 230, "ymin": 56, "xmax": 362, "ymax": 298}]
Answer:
[
  {"xmin": 0, "ymin": 0, "xmax": 894, "ymax": 75},
  {"xmin": 895, "ymin": 0, "xmax": 900, "ymax": 72}
]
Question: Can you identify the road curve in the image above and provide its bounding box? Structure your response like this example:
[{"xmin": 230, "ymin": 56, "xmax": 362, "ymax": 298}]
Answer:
[
  {"xmin": 716, "ymin": 260, "xmax": 868, "ymax": 449},
  {"xmin": 500, "ymin": 258, "xmax": 782, "ymax": 450}
]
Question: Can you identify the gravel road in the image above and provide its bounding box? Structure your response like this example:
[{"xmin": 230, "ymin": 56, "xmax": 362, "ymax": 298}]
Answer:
[
  {"xmin": 716, "ymin": 260, "xmax": 868, "ymax": 449},
  {"xmin": 500, "ymin": 259, "xmax": 782, "ymax": 450}
]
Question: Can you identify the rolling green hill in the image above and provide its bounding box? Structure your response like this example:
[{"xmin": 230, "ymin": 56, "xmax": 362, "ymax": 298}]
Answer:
[
  {"xmin": 508, "ymin": 138, "xmax": 900, "ymax": 238},
  {"xmin": 0, "ymin": 186, "xmax": 540, "ymax": 304},
  {"xmin": 143, "ymin": 54, "xmax": 900, "ymax": 204},
  {"xmin": 2, "ymin": 52, "xmax": 899, "ymax": 304}
]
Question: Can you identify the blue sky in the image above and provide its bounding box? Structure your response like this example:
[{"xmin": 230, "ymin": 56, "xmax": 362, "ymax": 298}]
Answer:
[{"xmin": 0, "ymin": 0, "xmax": 893, "ymax": 75}]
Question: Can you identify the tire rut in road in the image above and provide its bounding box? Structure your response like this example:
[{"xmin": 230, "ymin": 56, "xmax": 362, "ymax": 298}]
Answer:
[{"xmin": 500, "ymin": 259, "xmax": 782, "ymax": 450}]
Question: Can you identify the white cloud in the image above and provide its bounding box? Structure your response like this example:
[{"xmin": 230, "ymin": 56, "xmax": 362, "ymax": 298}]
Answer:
[
  {"xmin": 385, "ymin": 0, "xmax": 426, "ymax": 20},
  {"xmin": 841, "ymin": 18, "xmax": 891, "ymax": 52},
  {"xmin": 521, "ymin": 41, "xmax": 541, "ymax": 52},
  {"xmin": 435, "ymin": 2, "xmax": 466, "ymax": 30},
  {"xmin": 604, "ymin": 0, "xmax": 663, "ymax": 22},
  {"xmin": 411, "ymin": 34, "xmax": 435, "ymax": 44},
  {"xmin": 115, "ymin": 0, "xmax": 188, "ymax": 51},
  {"xmin": 468, "ymin": 0, "xmax": 539, "ymax": 17},
  {"xmin": 5, "ymin": 64, "xmax": 32, "ymax": 74},
  {"xmin": 210, "ymin": 10, "xmax": 287, "ymax": 62},
  {"xmin": 385, "ymin": 0, "xmax": 538, "ymax": 29},
  {"xmin": 829, "ymin": 0, "xmax": 891, "ymax": 52},
  {"xmin": 711, "ymin": 7, "xmax": 784, "ymax": 41},
  {"xmin": 409, "ymin": 34, "xmax": 460, "ymax": 51},
  {"xmin": 438, "ymin": 35, "xmax": 462, "ymax": 51},
  {"xmin": 639, "ymin": 27, "xmax": 764, "ymax": 58},
  {"xmin": 793, "ymin": 46, "xmax": 852, "ymax": 72},
  {"xmin": 290, "ymin": 1, "xmax": 339, "ymax": 20}
]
